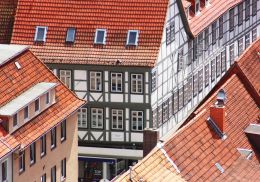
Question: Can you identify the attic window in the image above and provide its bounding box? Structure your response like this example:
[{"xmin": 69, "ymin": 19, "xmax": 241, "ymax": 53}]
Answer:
[
  {"xmin": 34, "ymin": 26, "xmax": 48, "ymax": 42},
  {"xmin": 66, "ymin": 28, "xmax": 76, "ymax": 43},
  {"xmin": 127, "ymin": 30, "xmax": 139, "ymax": 46},
  {"xmin": 195, "ymin": 0, "xmax": 200, "ymax": 14},
  {"xmin": 94, "ymin": 29, "xmax": 107, "ymax": 44}
]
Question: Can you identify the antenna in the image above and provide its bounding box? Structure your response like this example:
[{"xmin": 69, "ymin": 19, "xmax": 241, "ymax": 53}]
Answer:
[{"xmin": 216, "ymin": 89, "xmax": 226, "ymax": 106}]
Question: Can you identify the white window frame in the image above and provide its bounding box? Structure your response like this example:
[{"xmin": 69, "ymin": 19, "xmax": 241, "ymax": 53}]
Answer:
[
  {"xmin": 19, "ymin": 151, "xmax": 25, "ymax": 173},
  {"xmin": 40, "ymin": 135, "xmax": 46, "ymax": 157},
  {"xmin": 45, "ymin": 92, "xmax": 50, "ymax": 105},
  {"xmin": 35, "ymin": 98, "xmax": 40, "ymax": 113},
  {"xmin": 78, "ymin": 108, "xmax": 87, "ymax": 128},
  {"xmin": 66, "ymin": 27, "xmax": 76, "ymax": 43},
  {"xmin": 61, "ymin": 120, "xmax": 66, "ymax": 142},
  {"xmin": 112, "ymin": 109, "xmax": 123, "ymax": 130},
  {"xmin": 91, "ymin": 108, "xmax": 103, "ymax": 129},
  {"xmin": 195, "ymin": 0, "xmax": 200, "ymax": 15},
  {"xmin": 61, "ymin": 158, "xmax": 66, "ymax": 181},
  {"xmin": 131, "ymin": 111, "xmax": 143, "ymax": 131},
  {"xmin": 1, "ymin": 160, "xmax": 7, "ymax": 182},
  {"xmin": 131, "ymin": 74, "xmax": 143, "ymax": 94},
  {"xmin": 24, "ymin": 106, "xmax": 29, "ymax": 121},
  {"xmin": 34, "ymin": 26, "xmax": 48, "ymax": 42},
  {"xmin": 51, "ymin": 127, "xmax": 56, "ymax": 149},
  {"xmin": 127, "ymin": 30, "xmax": 139, "ymax": 46},
  {"xmin": 111, "ymin": 73, "xmax": 123, "ymax": 92},
  {"xmin": 90, "ymin": 71, "xmax": 102, "ymax": 91},
  {"xmin": 94, "ymin": 29, "xmax": 107, "ymax": 44},
  {"xmin": 60, "ymin": 70, "xmax": 72, "ymax": 89},
  {"xmin": 30, "ymin": 142, "xmax": 36, "ymax": 164}
]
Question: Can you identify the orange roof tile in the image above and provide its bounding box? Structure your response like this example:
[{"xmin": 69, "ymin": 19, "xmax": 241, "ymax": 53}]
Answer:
[
  {"xmin": 10, "ymin": 0, "xmax": 169, "ymax": 67},
  {"xmin": 115, "ymin": 37, "xmax": 260, "ymax": 181},
  {"xmin": 0, "ymin": 45, "xmax": 85, "ymax": 158}
]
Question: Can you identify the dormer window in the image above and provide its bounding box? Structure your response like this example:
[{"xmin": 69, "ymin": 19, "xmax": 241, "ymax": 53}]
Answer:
[
  {"xmin": 35, "ymin": 98, "xmax": 40, "ymax": 112},
  {"xmin": 24, "ymin": 106, "xmax": 29, "ymax": 121},
  {"xmin": 46, "ymin": 92, "xmax": 50, "ymax": 105},
  {"xmin": 94, "ymin": 29, "xmax": 107, "ymax": 44},
  {"xmin": 34, "ymin": 26, "xmax": 48, "ymax": 42},
  {"xmin": 66, "ymin": 28, "xmax": 76, "ymax": 43},
  {"xmin": 13, "ymin": 113, "xmax": 18, "ymax": 127},
  {"xmin": 127, "ymin": 30, "xmax": 139, "ymax": 46},
  {"xmin": 195, "ymin": 0, "xmax": 200, "ymax": 14}
]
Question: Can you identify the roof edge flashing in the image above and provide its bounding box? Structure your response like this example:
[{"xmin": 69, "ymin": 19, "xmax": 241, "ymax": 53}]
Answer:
[{"xmin": 207, "ymin": 117, "xmax": 227, "ymax": 140}]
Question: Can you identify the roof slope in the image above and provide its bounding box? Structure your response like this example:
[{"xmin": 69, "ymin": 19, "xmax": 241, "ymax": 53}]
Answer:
[
  {"xmin": 10, "ymin": 0, "xmax": 168, "ymax": 67},
  {"xmin": 115, "ymin": 39, "xmax": 260, "ymax": 181},
  {"xmin": 0, "ymin": 44, "xmax": 85, "ymax": 158}
]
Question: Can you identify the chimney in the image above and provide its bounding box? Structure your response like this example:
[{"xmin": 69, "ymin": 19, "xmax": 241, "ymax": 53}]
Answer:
[{"xmin": 143, "ymin": 128, "xmax": 159, "ymax": 157}]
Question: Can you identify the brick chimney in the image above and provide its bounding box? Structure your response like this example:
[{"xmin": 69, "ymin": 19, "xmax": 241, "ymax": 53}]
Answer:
[
  {"xmin": 143, "ymin": 128, "xmax": 159, "ymax": 157},
  {"xmin": 210, "ymin": 105, "xmax": 225, "ymax": 133}
]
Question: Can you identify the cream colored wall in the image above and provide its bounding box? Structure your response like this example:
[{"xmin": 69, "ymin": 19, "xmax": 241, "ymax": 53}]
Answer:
[{"xmin": 13, "ymin": 112, "xmax": 78, "ymax": 182}]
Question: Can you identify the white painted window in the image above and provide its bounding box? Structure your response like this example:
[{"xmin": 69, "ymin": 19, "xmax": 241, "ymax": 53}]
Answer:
[
  {"xmin": 51, "ymin": 127, "xmax": 56, "ymax": 149},
  {"xmin": 216, "ymin": 54, "xmax": 221, "ymax": 77},
  {"xmin": 219, "ymin": 16, "xmax": 224, "ymax": 38},
  {"xmin": 198, "ymin": 69, "xmax": 203, "ymax": 92},
  {"xmin": 30, "ymin": 142, "xmax": 36, "ymax": 164},
  {"xmin": 127, "ymin": 30, "xmax": 139, "ymax": 45},
  {"xmin": 19, "ymin": 151, "xmax": 25, "ymax": 172},
  {"xmin": 35, "ymin": 98, "xmax": 40, "ymax": 112},
  {"xmin": 51, "ymin": 166, "xmax": 56, "ymax": 182},
  {"xmin": 229, "ymin": 8, "xmax": 235, "ymax": 31},
  {"xmin": 111, "ymin": 73, "xmax": 123, "ymax": 92},
  {"xmin": 212, "ymin": 21, "xmax": 217, "ymax": 44},
  {"xmin": 41, "ymin": 173, "xmax": 46, "ymax": 182},
  {"xmin": 238, "ymin": 3, "xmax": 243, "ymax": 25},
  {"xmin": 61, "ymin": 120, "xmax": 66, "ymax": 142},
  {"xmin": 221, "ymin": 49, "xmax": 226, "ymax": 73},
  {"xmin": 166, "ymin": 22, "xmax": 175, "ymax": 45},
  {"xmin": 157, "ymin": 105, "xmax": 162, "ymax": 126},
  {"xmin": 152, "ymin": 109, "xmax": 157, "ymax": 128},
  {"xmin": 131, "ymin": 74, "xmax": 143, "ymax": 93},
  {"xmin": 95, "ymin": 29, "xmax": 107, "ymax": 44},
  {"xmin": 61, "ymin": 158, "xmax": 66, "ymax": 180},
  {"xmin": 90, "ymin": 71, "xmax": 102, "ymax": 91},
  {"xmin": 205, "ymin": 64, "xmax": 209, "ymax": 87},
  {"xmin": 66, "ymin": 27, "xmax": 76, "ymax": 43},
  {"xmin": 193, "ymin": 73, "xmax": 198, "ymax": 97},
  {"xmin": 178, "ymin": 87, "xmax": 183, "ymax": 110},
  {"xmin": 178, "ymin": 48, "xmax": 184, "ymax": 71},
  {"xmin": 34, "ymin": 26, "xmax": 48, "ymax": 42},
  {"xmin": 238, "ymin": 37, "xmax": 244, "ymax": 56},
  {"xmin": 162, "ymin": 100, "xmax": 169, "ymax": 123},
  {"xmin": 252, "ymin": 28, "xmax": 257, "ymax": 42},
  {"xmin": 1, "ymin": 160, "xmax": 7, "ymax": 181},
  {"xmin": 131, "ymin": 111, "xmax": 143, "ymax": 131},
  {"xmin": 112, "ymin": 109, "xmax": 123, "ymax": 130},
  {"xmin": 78, "ymin": 108, "xmax": 87, "ymax": 128},
  {"xmin": 91, "ymin": 108, "xmax": 103, "ymax": 129},
  {"xmin": 245, "ymin": 33, "xmax": 250, "ymax": 49},
  {"xmin": 187, "ymin": 40, "xmax": 193, "ymax": 64},
  {"xmin": 40, "ymin": 135, "xmax": 46, "ymax": 157},
  {"xmin": 187, "ymin": 76, "xmax": 193, "ymax": 101},
  {"xmin": 245, "ymin": 0, "xmax": 250, "ymax": 20},
  {"xmin": 229, "ymin": 44, "xmax": 235, "ymax": 65},
  {"xmin": 195, "ymin": 0, "xmax": 200, "ymax": 14},
  {"xmin": 204, "ymin": 28, "xmax": 209, "ymax": 48},
  {"xmin": 24, "ymin": 106, "xmax": 29, "ymax": 121},
  {"xmin": 151, "ymin": 71, "xmax": 157, "ymax": 92},
  {"xmin": 173, "ymin": 90, "xmax": 178, "ymax": 114},
  {"xmin": 60, "ymin": 70, "xmax": 71, "ymax": 89},
  {"xmin": 252, "ymin": 0, "xmax": 257, "ymax": 16},
  {"xmin": 13, "ymin": 113, "xmax": 18, "ymax": 127},
  {"xmin": 211, "ymin": 59, "xmax": 216, "ymax": 82}
]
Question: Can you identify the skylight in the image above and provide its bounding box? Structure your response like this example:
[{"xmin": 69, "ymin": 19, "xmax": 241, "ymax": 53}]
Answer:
[
  {"xmin": 66, "ymin": 28, "xmax": 76, "ymax": 43},
  {"xmin": 127, "ymin": 30, "xmax": 139, "ymax": 46},
  {"xmin": 94, "ymin": 29, "xmax": 107, "ymax": 44},
  {"xmin": 34, "ymin": 26, "xmax": 48, "ymax": 42}
]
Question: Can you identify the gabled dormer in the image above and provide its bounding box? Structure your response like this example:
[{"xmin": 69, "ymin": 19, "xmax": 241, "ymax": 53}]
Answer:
[{"xmin": 0, "ymin": 82, "xmax": 58, "ymax": 133}]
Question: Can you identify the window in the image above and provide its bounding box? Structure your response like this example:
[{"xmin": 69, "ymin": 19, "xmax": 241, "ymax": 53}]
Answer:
[
  {"xmin": 221, "ymin": 49, "xmax": 226, "ymax": 73},
  {"xmin": 184, "ymin": 82, "xmax": 189, "ymax": 106},
  {"xmin": 229, "ymin": 8, "xmax": 235, "ymax": 31},
  {"xmin": 78, "ymin": 108, "xmax": 87, "ymax": 128},
  {"xmin": 166, "ymin": 22, "xmax": 175, "ymax": 45},
  {"xmin": 245, "ymin": 33, "xmax": 250, "ymax": 49},
  {"xmin": 91, "ymin": 108, "xmax": 103, "ymax": 129},
  {"xmin": 187, "ymin": 76, "xmax": 192, "ymax": 102},
  {"xmin": 216, "ymin": 55, "xmax": 221, "ymax": 78},
  {"xmin": 151, "ymin": 71, "xmax": 157, "ymax": 92},
  {"xmin": 178, "ymin": 87, "xmax": 183, "ymax": 110},
  {"xmin": 157, "ymin": 105, "xmax": 162, "ymax": 126},
  {"xmin": 195, "ymin": 0, "xmax": 200, "ymax": 14},
  {"xmin": 162, "ymin": 100, "xmax": 169, "ymax": 123},
  {"xmin": 193, "ymin": 73, "xmax": 198, "ymax": 97},
  {"xmin": 60, "ymin": 70, "xmax": 71, "ymax": 89},
  {"xmin": 197, "ymin": 33, "xmax": 203, "ymax": 57},
  {"xmin": 238, "ymin": 37, "xmax": 244, "ymax": 56},
  {"xmin": 252, "ymin": 0, "xmax": 257, "ymax": 16},
  {"xmin": 198, "ymin": 69, "xmax": 203, "ymax": 92},
  {"xmin": 187, "ymin": 40, "xmax": 193, "ymax": 64},
  {"xmin": 169, "ymin": 96, "xmax": 173, "ymax": 117},
  {"xmin": 13, "ymin": 113, "xmax": 18, "ymax": 127},
  {"xmin": 61, "ymin": 158, "xmax": 66, "ymax": 180},
  {"xmin": 24, "ymin": 106, "xmax": 29, "ymax": 120},
  {"xmin": 34, "ymin": 26, "xmax": 48, "ymax": 42},
  {"xmin": 212, "ymin": 21, "xmax": 217, "ymax": 44},
  {"xmin": 30, "ymin": 142, "xmax": 36, "ymax": 165},
  {"xmin": 95, "ymin": 29, "xmax": 107, "ymax": 44},
  {"xmin": 51, "ymin": 127, "xmax": 56, "ymax": 149},
  {"xmin": 19, "ymin": 151, "xmax": 25, "ymax": 173},
  {"xmin": 61, "ymin": 120, "xmax": 66, "ymax": 141},
  {"xmin": 90, "ymin": 71, "xmax": 102, "ymax": 91},
  {"xmin": 178, "ymin": 48, "xmax": 184, "ymax": 71},
  {"xmin": 41, "ymin": 174, "xmax": 46, "ymax": 182},
  {"xmin": 131, "ymin": 74, "xmax": 143, "ymax": 93},
  {"xmin": 40, "ymin": 135, "xmax": 46, "ymax": 157},
  {"xmin": 131, "ymin": 111, "xmax": 143, "ymax": 131},
  {"xmin": 211, "ymin": 59, "xmax": 216, "ymax": 82},
  {"xmin": 219, "ymin": 16, "xmax": 224, "ymax": 39},
  {"xmin": 1, "ymin": 160, "xmax": 7, "ymax": 181},
  {"xmin": 46, "ymin": 92, "xmax": 50, "ymax": 105},
  {"xmin": 238, "ymin": 3, "xmax": 243, "ymax": 25},
  {"xmin": 112, "ymin": 109, "xmax": 123, "ymax": 130},
  {"xmin": 173, "ymin": 90, "xmax": 178, "ymax": 114},
  {"xmin": 245, "ymin": 0, "xmax": 250, "ymax": 20},
  {"xmin": 252, "ymin": 28, "xmax": 257, "ymax": 42},
  {"xmin": 35, "ymin": 98, "xmax": 40, "ymax": 112},
  {"xmin": 51, "ymin": 166, "xmax": 56, "ymax": 182},
  {"xmin": 152, "ymin": 109, "xmax": 157, "ymax": 128},
  {"xmin": 111, "ymin": 73, "xmax": 123, "ymax": 92},
  {"xmin": 205, "ymin": 64, "xmax": 209, "ymax": 87},
  {"xmin": 66, "ymin": 28, "xmax": 76, "ymax": 43},
  {"xmin": 127, "ymin": 30, "xmax": 139, "ymax": 45},
  {"xmin": 230, "ymin": 44, "xmax": 235, "ymax": 65},
  {"xmin": 204, "ymin": 28, "xmax": 209, "ymax": 48}
]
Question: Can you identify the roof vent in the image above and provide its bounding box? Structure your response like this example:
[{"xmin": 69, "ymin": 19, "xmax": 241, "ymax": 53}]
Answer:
[
  {"xmin": 237, "ymin": 148, "xmax": 253, "ymax": 160},
  {"xmin": 216, "ymin": 89, "xmax": 226, "ymax": 106},
  {"xmin": 15, "ymin": 61, "xmax": 21, "ymax": 70},
  {"xmin": 215, "ymin": 163, "xmax": 224, "ymax": 174}
]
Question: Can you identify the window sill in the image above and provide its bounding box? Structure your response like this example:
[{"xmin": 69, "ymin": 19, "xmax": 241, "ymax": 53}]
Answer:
[
  {"xmin": 40, "ymin": 153, "xmax": 46, "ymax": 158},
  {"xmin": 51, "ymin": 145, "xmax": 56, "ymax": 150},
  {"xmin": 61, "ymin": 137, "xmax": 66, "ymax": 143}
]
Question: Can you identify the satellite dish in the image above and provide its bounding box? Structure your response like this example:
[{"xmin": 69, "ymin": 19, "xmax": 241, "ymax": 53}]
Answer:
[{"xmin": 217, "ymin": 89, "xmax": 226, "ymax": 106}]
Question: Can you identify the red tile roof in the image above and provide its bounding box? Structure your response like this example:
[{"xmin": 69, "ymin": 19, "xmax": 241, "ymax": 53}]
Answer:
[
  {"xmin": 10, "ymin": 0, "xmax": 168, "ymax": 67},
  {"xmin": 182, "ymin": 0, "xmax": 242, "ymax": 36},
  {"xmin": 0, "ymin": 45, "xmax": 85, "ymax": 159},
  {"xmin": 115, "ymin": 39, "xmax": 260, "ymax": 181}
]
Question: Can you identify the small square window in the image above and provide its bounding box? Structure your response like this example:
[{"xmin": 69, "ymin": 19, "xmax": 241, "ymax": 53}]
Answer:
[
  {"xmin": 34, "ymin": 26, "xmax": 48, "ymax": 42},
  {"xmin": 127, "ymin": 30, "xmax": 139, "ymax": 46},
  {"xmin": 95, "ymin": 29, "xmax": 106, "ymax": 44},
  {"xmin": 66, "ymin": 28, "xmax": 76, "ymax": 43}
]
